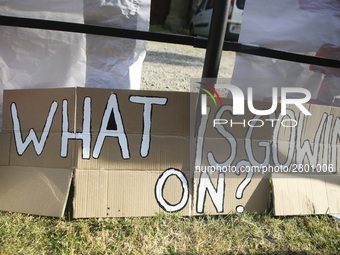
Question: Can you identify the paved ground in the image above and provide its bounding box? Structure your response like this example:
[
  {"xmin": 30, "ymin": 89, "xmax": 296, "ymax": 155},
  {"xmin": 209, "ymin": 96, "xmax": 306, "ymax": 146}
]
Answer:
[{"xmin": 141, "ymin": 41, "xmax": 236, "ymax": 92}]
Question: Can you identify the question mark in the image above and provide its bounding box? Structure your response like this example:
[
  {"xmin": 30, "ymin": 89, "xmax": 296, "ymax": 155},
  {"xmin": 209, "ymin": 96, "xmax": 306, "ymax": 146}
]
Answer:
[{"xmin": 235, "ymin": 160, "xmax": 254, "ymax": 213}]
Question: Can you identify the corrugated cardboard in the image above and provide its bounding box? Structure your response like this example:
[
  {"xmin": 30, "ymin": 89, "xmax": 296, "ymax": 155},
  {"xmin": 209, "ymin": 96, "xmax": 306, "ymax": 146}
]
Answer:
[
  {"xmin": 0, "ymin": 133, "xmax": 10, "ymax": 166},
  {"xmin": 193, "ymin": 94, "xmax": 339, "ymax": 216},
  {"xmin": 272, "ymin": 174, "xmax": 340, "ymax": 215},
  {"xmin": 0, "ymin": 166, "xmax": 72, "ymax": 217},
  {"xmin": 0, "ymin": 87, "xmax": 194, "ymax": 218},
  {"xmin": 191, "ymin": 97, "xmax": 275, "ymax": 215},
  {"xmin": 0, "ymin": 87, "xmax": 338, "ymax": 217},
  {"xmin": 271, "ymin": 102, "xmax": 340, "ymax": 216},
  {"xmin": 73, "ymin": 170, "xmax": 192, "ymax": 218},
  {"xmin": 2, "ymin": 88, "xmax": 76, "ymax": 169}
]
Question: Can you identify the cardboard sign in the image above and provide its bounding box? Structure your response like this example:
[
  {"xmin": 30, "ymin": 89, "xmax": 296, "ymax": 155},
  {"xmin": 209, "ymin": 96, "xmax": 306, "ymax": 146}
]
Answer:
[
  {"xmin": 198, "ymin": 94, "xmax": 340, "ymax": 216},
  {"xmin": 272, "ymin": 174, "xmax": 340, "ymax": 216},
  {"xmin": 0, "ymin": 87, "xmax": 338, "ymax": 217}
]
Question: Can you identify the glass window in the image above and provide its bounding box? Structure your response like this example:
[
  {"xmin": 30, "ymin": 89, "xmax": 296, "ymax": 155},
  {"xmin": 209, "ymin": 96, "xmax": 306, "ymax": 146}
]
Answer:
[
  {"xmin": 236, "ymin": 0, "xmax": 246, "ymax": 10},
  {"xmin": 197, "ymin": 0, "xmax": 207, "ymax": 13}
]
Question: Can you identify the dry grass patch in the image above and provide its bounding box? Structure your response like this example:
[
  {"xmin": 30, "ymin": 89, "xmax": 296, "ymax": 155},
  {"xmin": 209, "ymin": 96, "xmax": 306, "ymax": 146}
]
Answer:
[{"xmin": 0, "ymin": 211, "xmax": 339, "ymax": 254}]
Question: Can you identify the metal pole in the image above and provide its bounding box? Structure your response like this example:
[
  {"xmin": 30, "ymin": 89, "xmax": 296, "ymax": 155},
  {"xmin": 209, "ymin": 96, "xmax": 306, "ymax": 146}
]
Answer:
[
  {"xmin": 202, "ymin": 0, "xmax": 229, "ymax": 80},
  {"xmin": 0, "ymin": 15, "xmax": 339, "ymax": 68},
  {"xmin": 195, "ymin": 0, "xmax": 230, "ymax": 137}
]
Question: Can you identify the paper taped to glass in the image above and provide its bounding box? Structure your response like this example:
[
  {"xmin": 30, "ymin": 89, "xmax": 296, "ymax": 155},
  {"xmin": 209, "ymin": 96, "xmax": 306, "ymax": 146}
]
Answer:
[
  {"xmin": 0, "ymin": 0, "xmax": 151, "ymax": 129},
  {"xmin": 231, "ymin": 0, "xmax": 340, "ymax": 105}
]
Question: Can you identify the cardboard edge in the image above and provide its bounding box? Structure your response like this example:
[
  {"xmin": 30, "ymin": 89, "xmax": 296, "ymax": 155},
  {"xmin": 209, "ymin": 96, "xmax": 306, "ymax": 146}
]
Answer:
[{"xmin": 0, "ymin": 166, "xmax": 73, "ymax": 217}]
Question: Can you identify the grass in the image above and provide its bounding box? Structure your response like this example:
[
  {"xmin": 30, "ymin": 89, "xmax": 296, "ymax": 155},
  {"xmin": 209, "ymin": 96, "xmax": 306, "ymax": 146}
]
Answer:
[{"xmin": 0, "ymin": 211, "xmax": 339, "ymax": 254}]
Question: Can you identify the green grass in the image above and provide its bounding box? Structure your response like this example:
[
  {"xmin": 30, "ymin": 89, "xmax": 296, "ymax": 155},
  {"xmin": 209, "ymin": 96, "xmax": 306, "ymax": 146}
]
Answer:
[{"xmin": 0, "ymin": 211, "xmax": 339, "ymax": 254}]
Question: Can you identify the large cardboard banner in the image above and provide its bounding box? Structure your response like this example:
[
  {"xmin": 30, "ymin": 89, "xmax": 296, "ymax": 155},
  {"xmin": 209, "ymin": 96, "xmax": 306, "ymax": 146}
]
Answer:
[
  {"xmin": 0, "ymin": 87, "xmax": 339, "ymax": 217},
  {"xmin": 192, "ymin": 81, "xmax": 340, "ymax": 216},
  {"xmin": 0, "ymin": 88, "xmax": 271, "ymax": 217},
  {"xmin": 232, "ymin": 0, "xmax": 340, "ymax": 105}
]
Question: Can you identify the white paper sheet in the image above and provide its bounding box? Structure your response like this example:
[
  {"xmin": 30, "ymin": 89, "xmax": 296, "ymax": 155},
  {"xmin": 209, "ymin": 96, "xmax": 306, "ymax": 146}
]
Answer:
[
  {"xmin": 231, "ymin": 0, "xmax": 340, "ymax": 104},
  {"xmin": 84, "ymin": 0, "xmax": 150, "ymax": 89},
  {"xmin": 0, "ymin": 0, "xmax": 150, "ymax": 129}
]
